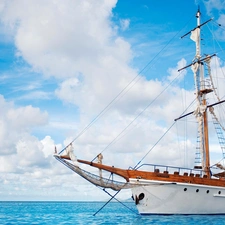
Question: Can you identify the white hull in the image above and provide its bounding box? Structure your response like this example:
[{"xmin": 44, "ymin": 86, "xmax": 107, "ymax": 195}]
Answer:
[{"xmin": 130, "ymin": 179, "xmax": 225, "ymax": 214}]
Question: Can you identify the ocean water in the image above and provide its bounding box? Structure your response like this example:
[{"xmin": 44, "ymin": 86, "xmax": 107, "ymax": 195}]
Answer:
[{"xmin": 0, "ymin": 201, "xmax": 225, "ymax": 225}]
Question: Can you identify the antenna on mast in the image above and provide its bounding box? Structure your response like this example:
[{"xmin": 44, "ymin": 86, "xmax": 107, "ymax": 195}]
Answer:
[{"xmin": 197, "ymin": 5, "xmax": 200, "ymax": 16}]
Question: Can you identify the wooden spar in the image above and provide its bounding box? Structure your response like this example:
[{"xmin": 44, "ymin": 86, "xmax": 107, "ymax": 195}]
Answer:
[
  {"xmin": 77, "ymin": 159, "xmax": 130, "ymax": 181},
  {"xmin": 60, "ymin": 156, "xmax": 129, "ymax": 179},
  {"xmin": 180, "ymin": 18, "xmax": 213, "ymax": 39},
  {"xmin": 174, "ymin": 100, "xmax": 225, "ymax": 121},
  {"xmin": 177, "ymin": 54, "xmax": 216, "ymax": 72},
  {"xmin": 60, "ymin": 155, "xmax": 130, "ymax": 181}
]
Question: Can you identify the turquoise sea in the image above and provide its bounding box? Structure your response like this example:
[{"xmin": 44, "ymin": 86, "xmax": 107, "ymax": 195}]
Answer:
[{"xmin": 0, "ymin": 201, "xmax": 225, "ymax": 225}]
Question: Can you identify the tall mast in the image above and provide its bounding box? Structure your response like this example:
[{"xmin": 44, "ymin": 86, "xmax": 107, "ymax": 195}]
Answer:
[
  {"xmin": 180, "ymin": 9, "xmax": 213, "ymax": 177},
  {"xmin": 194, "ymin": 9, "xmax": 211, "ymax": 178},
  {"xmin": 196, "ymin": 10, "xmax": 201, "ymax": 59}
]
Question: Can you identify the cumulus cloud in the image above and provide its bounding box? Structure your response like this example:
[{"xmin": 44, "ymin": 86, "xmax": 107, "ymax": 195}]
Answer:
[
  {"xmin": 0, "ymin": 0, "xmax": 118, "ymax": 78},
  {"xmin": 167, "ymin": 58, "xmax": 187, "ymax": 82},
  {"xmin": 120, "ymin": 18, "xmax": 130, "ymax": 31},
  {"xmin": 0, "ymin": 95, "xmax": 48, "ymax": 155}
]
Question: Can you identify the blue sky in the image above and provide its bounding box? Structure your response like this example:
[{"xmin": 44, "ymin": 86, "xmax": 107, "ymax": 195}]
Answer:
[{"xmin": 0, "ymin": 0, "xmax": 225, "ymax": 201}]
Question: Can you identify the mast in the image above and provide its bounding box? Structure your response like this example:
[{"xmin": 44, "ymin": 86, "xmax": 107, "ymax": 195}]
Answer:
[
  {"xmin": 193, "ymin": 9, "xmax": 211, "ymax": 178},
  {"xmin": 179, "ymin": 9, "xmax": 215, "ymax": 177}
]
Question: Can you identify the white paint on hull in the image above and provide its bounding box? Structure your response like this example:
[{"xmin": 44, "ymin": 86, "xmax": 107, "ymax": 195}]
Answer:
[{"xmin": 130, "ymin": 179, "xmax": 225, "ymax": 214}]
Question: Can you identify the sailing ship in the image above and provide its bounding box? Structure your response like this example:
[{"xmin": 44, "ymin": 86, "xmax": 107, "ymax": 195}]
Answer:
[{"xmin": 54, "ymin": 9, "xmax": 225, "ymax": 214}]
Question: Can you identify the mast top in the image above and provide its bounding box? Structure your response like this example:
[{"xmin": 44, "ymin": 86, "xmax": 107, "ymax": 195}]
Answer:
[{"xmin": 196, "ymin": 6, "xmax": 200, "ymax": 17}]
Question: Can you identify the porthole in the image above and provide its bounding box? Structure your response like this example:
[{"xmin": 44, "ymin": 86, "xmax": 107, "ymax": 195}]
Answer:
[
  {"xmin": 206, "ymin": 190, "xmax": 209, "ymax": 194},
  {"xmin": 184, "ymin": 188, "xmax": 187, "ymax": 191},
  {"xmin": 196, "ymin": 189, "xmax": 199, "ymax": 193},
  {"xmin": 218, "ymin": 191, "xmax": 221, "ymax": 195},
  {"xmin": 139, "ymin": 193, "xmax": 145, "ymax": 200}
]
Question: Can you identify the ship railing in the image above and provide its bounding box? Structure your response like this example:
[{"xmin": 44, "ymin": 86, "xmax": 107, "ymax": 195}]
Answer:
[{"xmin": 133, "ymin": 163, "xmax": 204, "ymax": 177}]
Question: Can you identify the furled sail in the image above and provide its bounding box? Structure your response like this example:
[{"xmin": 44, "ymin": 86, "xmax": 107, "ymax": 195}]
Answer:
[{"xmin": 190, "ymin": 28, "xmax": 200, "ymax": 58}]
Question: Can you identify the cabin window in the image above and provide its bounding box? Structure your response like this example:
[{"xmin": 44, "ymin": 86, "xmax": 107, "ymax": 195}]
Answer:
[
  {"xmin": 206, "ymin": 190, "xmax": 209, "ymax": 194},
  {"xmin": 196, "ymin": 189, "xmax": 199, "ymax": 193},
  {"xmin": 184, "ymin": 188, "xmax": 187, "ymax": 191},
  {"xmin": 218, "ymin": 191, "xmax": 221, "ymax": 195}
]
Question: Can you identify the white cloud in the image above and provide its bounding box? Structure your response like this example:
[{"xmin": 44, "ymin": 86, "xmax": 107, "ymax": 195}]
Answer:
[
  {"xmin": 120, "ymin": 18, "xmax": 130, "ymax": 31},
  {"xmin": 16, "ymin": 91, "xmax": 52, "ymax": 101},
  {"xmin": 7, "ymin": 105, "xmax": 48, "ymax": 129},
  {"xmin": 0, "ymin": 95, "xmax": 48, "ymax": 155},
  {"xmin": 167, "ymin": 58, "xmax": 187, "ymax": 82},
  {"xmin": 41, "ymin": 135, "xmax": 62, "ymax": 158},
  {"xmin": 0, "ymin": 0, "xmax": 118, "ymax": 79}
]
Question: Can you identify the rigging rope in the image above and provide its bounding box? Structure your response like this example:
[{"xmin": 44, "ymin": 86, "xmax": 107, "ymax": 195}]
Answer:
[
  {"xmin": 59, "ymin": 45, "xmax": 170, "ymax": 154},
  {"xmin": 205, "ymin": 56, "xmax": 220, "ymax": 101},
  {"xmin": 100, "ymin": 189, "xmax": 138, "ymax": 215},
  {"xmin": 59, "ymin": 13, "xmax": 196, "ymax": 155},
  {"xmin": 93, "ymin": 190, "xmax": 121, "ymax": 216},
  {"xmin": 205, "ymin": 54, "xmax": 225, "ymax": 132},
  {"xmin": 133, "ymin": 96, "xmax": 199, "ymax": 169},
  {"xmin": 209, "ymin": 107, "xmax": 225, "ymax": 131},
  {"xmin": 91, "ymin": 69, "xmax": 186, "ymax": 162},
  {"xmin": 134, "ymin": 121, "xmax": 176, "ymax": 169}
]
